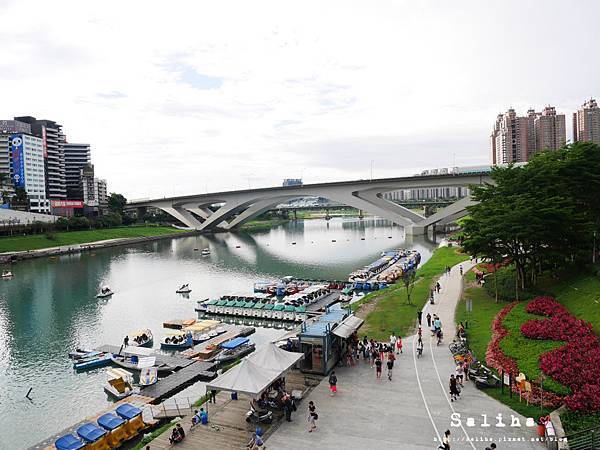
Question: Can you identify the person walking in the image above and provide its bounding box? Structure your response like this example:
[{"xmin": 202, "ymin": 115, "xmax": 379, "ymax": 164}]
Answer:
[
  {"xmin": 375, "ymin": 354, "xmax": 382, "ymax": 379},
  {"xmin": 283, "ymin": 392, "xmax": 293, "ymax": 422},
  {"xmin": 436, "ymin": 281, "xmax": 441, "ymax": 293},
  {"xmin": 307, "ymin": 401, "xmax": 317, "ymax": 432},
  {"xmin": 386, "ymin": 351, "xmax": 395, "ymax": 380},
  {"xmin": 438, "ymin": 429, "xmax": 451, "ymax": 449},
  {"xmin": 417, "ymin": 310, "xmax": 422, "ymax": 326},
  {"xmin": 370, "ymin": 346, "xmax": 377, "ymax": 368},
  {"xmin": 426, "ymin": 313, "xmax": 432, "ymax": 328},
  {"xmin": 123, "ymin": 335, "xmax": 129, "ymax": 347},
  {"xmin": 389, "ymin": 333, "xmax": 397, "ymax": 353},
  {"xmin": 449, "ymin": 374, "xmax": 460, "ymax": 401},
  {"xmin": 459, "ymin": 265, "xmax": 463, "ymax": 276},
  {"xmin": 209, "ymin": 389, "xmax": 217, "ymax": 404},
  {"xmin": 396, "ymin": 335, "xmax": 403, "ymax": 354},
  {"xmin": 328, "ymin": 370, "xmax": 338, "ymax": 396},
  {"xmin": 455, "ymin": 362, "xmax": 464, "ymax": 387}
]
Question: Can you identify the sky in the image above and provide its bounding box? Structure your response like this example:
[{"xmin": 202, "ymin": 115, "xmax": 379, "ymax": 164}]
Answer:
[{"xmin": 1, "ymin": 0, "xmax": 599, "ymax": 199}]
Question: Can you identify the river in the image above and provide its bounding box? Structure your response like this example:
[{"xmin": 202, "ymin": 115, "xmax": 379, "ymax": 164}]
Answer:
[{"xmin": 0, "ymin": 217, "xmax": 437, "ymax": 448}]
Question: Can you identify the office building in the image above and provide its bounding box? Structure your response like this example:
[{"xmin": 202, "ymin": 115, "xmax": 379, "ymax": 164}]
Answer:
[
  {"xmin": 491, "ymin": 106, "xmax": 565, "ymax": 164},
  {"xmin": 573, "ymin": 98, "xmax": 600, "ymax": 144},
  {"xmin": 8, "ymin": 133, "xmax": 50, "ymax": 213},
  {"xmin": 64, "ymin": 142, "xmax": 91, "ymax": 200}
]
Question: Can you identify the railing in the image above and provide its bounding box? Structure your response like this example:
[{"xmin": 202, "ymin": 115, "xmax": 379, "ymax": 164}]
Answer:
[{"xmin": 564, "ymin": 426, "xmax": 600, "ymax": 450}]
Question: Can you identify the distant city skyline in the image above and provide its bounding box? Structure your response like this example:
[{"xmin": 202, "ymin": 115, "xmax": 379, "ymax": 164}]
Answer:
[{"xmin": 1, "ymin": 0, "xmax": 599, "ymax": 198}]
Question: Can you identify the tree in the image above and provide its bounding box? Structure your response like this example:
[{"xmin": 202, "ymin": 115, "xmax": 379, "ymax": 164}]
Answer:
[
  {"xmin": 401, "ymin": 269, "xmax": 417, "ymax": 305},
  {"xmin": 108, "ymin": 193, "xmax": 127, "ymax": 215},
  {"xmin": 462, "ymin": 142, "xmax": 600, "ymax": 298}
]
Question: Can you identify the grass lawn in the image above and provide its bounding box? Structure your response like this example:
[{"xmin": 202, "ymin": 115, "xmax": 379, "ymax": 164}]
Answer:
[
  {"xmin": 0, "ymin": 226, "xmax": 187, "ymax": 253},
  {"xmin": 239, "ymin": 218, "xmax": 289, "ymax": 231},
  {"xmin": 353, "ymin": 246, "xmax": 469, "ymax": 341}
]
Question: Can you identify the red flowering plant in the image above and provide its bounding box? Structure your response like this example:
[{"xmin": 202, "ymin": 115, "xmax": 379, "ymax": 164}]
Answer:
[{"xmin": 520, "ymin": 296, "xmax": 600, "ymax": 412}]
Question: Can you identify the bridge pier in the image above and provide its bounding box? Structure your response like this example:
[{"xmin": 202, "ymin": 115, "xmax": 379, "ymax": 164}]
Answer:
[{"xmin": 405, "ymin": 224, "xmax": 426, "ymax": 236}]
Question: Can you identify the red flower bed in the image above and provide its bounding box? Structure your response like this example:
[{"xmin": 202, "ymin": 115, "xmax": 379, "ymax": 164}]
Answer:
[
  {"xmin": 520, "ymin": 296, "xmax": 600, "ymax": 412},
  {"xmin": 486, "ymin": 302, "xmax": 519, "ymax": 376},
  {"xmin": 485, "ymin": 301, "xmax": 562, "ymax": 408}
]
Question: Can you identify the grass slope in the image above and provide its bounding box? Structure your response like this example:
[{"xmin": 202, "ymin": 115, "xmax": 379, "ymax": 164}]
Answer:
[
  {"xmin": 354, "ymin": 246, "xmax": 469, "ymax": 341},
  {"xmin": 0, "ymin": 226, "xmax": 186, "ymax": 253}
]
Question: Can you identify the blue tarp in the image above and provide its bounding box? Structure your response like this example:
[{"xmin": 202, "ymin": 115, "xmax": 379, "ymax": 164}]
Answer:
[
  {"xmin": 115, "ymin": 403, "xmax": 142, "ymax": 420},
  {"xmin": 221, "ymin": 337, "xmax": 249, "ymax": 349},
  {"xmin": 97, "ymin": 413, "xmax": 125, "ymax": 431},
  {"xmin": 77, "ymin": 423, "xmax": 107, "ymax": 442},
  {"xmin": 55, "ymin": 434, "xmax": 85, "ymax": 450}
]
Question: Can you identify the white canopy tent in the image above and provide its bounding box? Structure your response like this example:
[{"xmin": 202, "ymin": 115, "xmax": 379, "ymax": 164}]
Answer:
[
  {"xmin": 206, "ymin": 344, "xmax": 304, "ymax": 398},
  {"xmin": 331, "ymin": 315, "xmax": 364, "ymax": 339},
  {"xmin": 206, "ymin": 359, "xmax": 282, "ymax": 397}
]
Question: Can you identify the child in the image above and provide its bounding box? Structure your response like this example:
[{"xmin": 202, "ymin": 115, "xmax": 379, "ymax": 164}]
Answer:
[
  {"xmin": 375, "ymin": 355, "xmax": 382, "ymax": 379},
  {"xmin": 328, "ymin": 371, "xmax": 337, "ymax": 396},
  {"xmin": 396, "ymin": 336, "xmax": 403, "ymax": 354}
]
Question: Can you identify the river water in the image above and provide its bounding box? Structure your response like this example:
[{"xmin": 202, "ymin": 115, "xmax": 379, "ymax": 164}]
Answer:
[{"xmin": 0, "ymin": 217, "xmax": 437, "ymax": 448}]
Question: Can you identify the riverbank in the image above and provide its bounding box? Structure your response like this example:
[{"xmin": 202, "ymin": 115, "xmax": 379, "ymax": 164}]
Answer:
[
  {"xmin": 0, "ymin": 226, "xmax": 193, "ymax": 262},
  {"xmin": 352, "ymin": 245, "xmax": 469, "ymax": 340}
]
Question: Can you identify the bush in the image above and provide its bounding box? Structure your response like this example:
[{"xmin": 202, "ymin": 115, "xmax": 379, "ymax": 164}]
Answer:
[
  {"xmin": 484, "ymin": 266, "xmax": 544, "ymax": 301},
  {"xmin": 45, "ymin": 232, "xmax": 56, "ymax": 241},
  {"xmin": 68, "ymin": 216, "xmax": 90, "ymax": 230},
  {"xmin": 55, "ymin": 217, "xmax": 69, "ymax": 231},
  {"xmin": 99, "ymin": 212, "xmax": 122, "ymax": 228}
]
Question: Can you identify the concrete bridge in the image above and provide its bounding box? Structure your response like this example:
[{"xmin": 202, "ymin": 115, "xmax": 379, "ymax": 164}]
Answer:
[{"xmin": 128, "ymin": 169, "xmax": 491, "ymax": 235}]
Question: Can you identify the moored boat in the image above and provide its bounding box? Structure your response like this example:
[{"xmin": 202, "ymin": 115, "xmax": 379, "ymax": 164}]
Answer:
[
  {"xmin": 127, "ymin": 328, "xmax": 153, "ymax": 348},
  {"xmin": 139, "ymin": 367, "xmax": 158, "ymax": 387},
  {"xmin": 111, "ymin": 354, "xmax": 175, "ymax": 375},
  {"xmin": 74, "ymin": 352, "xmax": 113, "ymax": 371},
  {"xmin": 214, "ymin": 337, "xmax": 255, "ymax": 364},
  {"xmin": 97, "ymin": 413, "xmax": 127, "ymax": 448},
  {"xmin": 55, "ymin": 434, "xmax": 86, "ymax": 450},
  {"xmin": 104, "ymin": 368, "xmax": 136, "ymax": 399},
  {"xmin": 1, "ymin": 270, "xmax": 13, "ymax": 278},
  {"xmin": 201, "ymin": 248, "xmax": 210, "ymax": 256},
  {"xmin": 160, "ymin": 331, "xmax": 194, "ymax": 350}
]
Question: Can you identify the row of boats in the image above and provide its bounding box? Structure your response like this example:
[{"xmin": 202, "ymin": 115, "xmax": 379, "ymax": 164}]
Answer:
[
  {"xmin": 348, "ymin": 249, "xmax": 421, "ymax": 284},
  {"xmin": 54, "ymin": 403, "xmax": 146, "ymax": 450}
]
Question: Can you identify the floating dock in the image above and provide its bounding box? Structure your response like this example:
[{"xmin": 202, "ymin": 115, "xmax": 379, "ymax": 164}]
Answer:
[
  {"xmin": 94, "ymin": 344, "xmax": 195, "ymax": 371},
  {"xmin": 305, "ymin": 290, "xmax": 341, "ymax": 315},
  {"xmin": 142, "ymin": 361, "xmax": 217, "ymax": 404},
  {"xmin": 181, "ymin": 325, "xmax": 255, "ymax": 359}
]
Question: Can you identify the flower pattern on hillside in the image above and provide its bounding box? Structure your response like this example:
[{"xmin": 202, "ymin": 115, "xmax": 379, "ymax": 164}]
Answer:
[{"xmin": 521, "ymin": 296, "xmax": 600, "ymax": 412}]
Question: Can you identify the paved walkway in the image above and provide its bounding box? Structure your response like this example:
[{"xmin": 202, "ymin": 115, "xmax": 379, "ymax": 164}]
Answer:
[{"xmin": 266, "ymin": 260, "xmax": 544, "ymax": 449}]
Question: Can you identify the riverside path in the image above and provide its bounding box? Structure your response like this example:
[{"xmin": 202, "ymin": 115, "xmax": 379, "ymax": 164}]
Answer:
[{"xmin": 266, "ymin": 260, "xmax": 545, "ymax": 450}]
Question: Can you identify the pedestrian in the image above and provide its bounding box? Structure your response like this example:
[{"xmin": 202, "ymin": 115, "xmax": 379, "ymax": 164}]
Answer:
[
  {"xmin": 307, "ymin": 401, "xmax": 317, "ymax": 432},
  {"xmin": 396, "ymin": 335, "xmax": 403, "ymax": 354},
  {"xmin": 438, "ymin": 429, "xmax": 451, "ymax": 450},
  {"xmin": 417, "ymin": 310, "xmax": 422, "ymax": 326},
  {"xmin": 484, "ymin": 444, "xmax": 497, "ymax": 450},
  {"xmin": 389, "ymin": 332, "xmax": 397, "ymax": 352},
  {"xmin": 386, "ymin": 353, "xmax": 394, "ymax": 381},
  {"xmin": 362, "ymin": 341, "xmax": 369, "ymax": 362},
  {"xmin": 459, "ymin": 265, "xmax": 463, "ymax": 276},
  {"xmin": 328, "ymin": 370, "xmax": 337, "ymax": 396},
  {"xmin": 123, "ymin": 335, "xmax": 129, "ymax": 347},
  {"xmin": 375, "ymin": 354, "xmax": 382, "ymax": 379},
  {"xmin": 370, "ymin": 346, "xmax": 377, "ymax": 368},
  {"xmin": 283, "ymin": 392, "xmax": 293, "ymax": 422},
  {"xmin": 455, "ymin": 362, "xmax": 464, "ymax": 387},
  {"xmin": 449, "ymin": 374, "xmax": 460, "ymax": 401},
  {"xmin": 436, "ymin": 281, "xmax": 441, "ymax": 293},
  {"xmin": 464, "ymin": 359, "xmax": 470, "ymax": 381},
  {"xmin": 426, "ymin": 313, "xmax": 432, "ymax": 328},
  {"xmin": 209, "ymin": 389, "xmax": 217, "ymax": 404}
]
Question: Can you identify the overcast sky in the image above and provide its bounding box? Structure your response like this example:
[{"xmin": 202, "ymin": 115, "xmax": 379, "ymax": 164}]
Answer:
[{"xmin": 1, "ymin": 0, "xmax": 599, "ymax": 199}]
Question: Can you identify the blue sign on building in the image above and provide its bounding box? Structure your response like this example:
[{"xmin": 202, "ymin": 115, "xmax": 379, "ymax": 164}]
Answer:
[{"xmin": 10, "ymin": 134, "xmax": 25, "ymax": 188}]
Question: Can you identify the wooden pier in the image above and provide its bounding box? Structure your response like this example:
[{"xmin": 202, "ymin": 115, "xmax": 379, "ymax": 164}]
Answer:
[
  {"xmin": 94, "ymin": 344, "xmax": 195, "ymax": 370},
  {"xmin": 181, "ymin": 325, "xmax": 255, "ymax": 359},
  {"xmin": 142, "ymin": 361, "xmax": 217, "ymax": 404},
  {"xmin": 305, "ymin": 290, "xmax": 342, "ymax": 315}
]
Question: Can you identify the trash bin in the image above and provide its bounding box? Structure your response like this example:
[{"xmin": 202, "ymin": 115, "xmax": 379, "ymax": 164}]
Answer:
[{"xmin": 231, "ymin": 391, "xmax": 238, "ymax": 400}]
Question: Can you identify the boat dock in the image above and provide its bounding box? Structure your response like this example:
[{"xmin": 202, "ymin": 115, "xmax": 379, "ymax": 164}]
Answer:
[
  {"xmin": 305, "ymin": 290, "xmax": 341, "ymax": 315},
  {"xmin": 94, "ymin": 344, "xmax": 195, "ymax": 370},
  {"xmin": 181, "ymin": 325, "xmax": 255, "ymax": 359},
  {"xmin": 30, "ymin": 394, "xmax": 156, "ymax": 450},
  {"xmin": 142, "ymin": 361, "xmax": 217, "ymax": 404}
]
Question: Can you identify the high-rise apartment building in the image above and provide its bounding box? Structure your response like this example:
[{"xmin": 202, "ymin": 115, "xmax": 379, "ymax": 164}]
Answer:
[
  {"xmin": 0, "ymin": 120, "xmax": 32, "ymax": 201},
  {"xmin": 535, "ymin": 106, "xmax": 566, "ymax": 153},
  {"xmin": 64, "ymin": 142, "xmax": 91, "ymax": 200},
  {"xmin": 8, "ymin": 133, "xmax": 49, "ymax": 213},
  {"xmin": 491, "ymin": 106, "xmax": 565, "ymax": 164},
  {"xmin": 573, "ymin": 98, "xmax": 600, "ymax": 144},
  {"xmin": 14, "ymin": 116, "xmax": 67, "ymax": 201}
]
